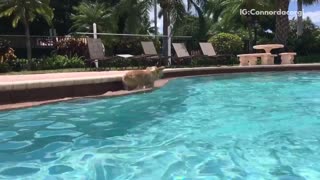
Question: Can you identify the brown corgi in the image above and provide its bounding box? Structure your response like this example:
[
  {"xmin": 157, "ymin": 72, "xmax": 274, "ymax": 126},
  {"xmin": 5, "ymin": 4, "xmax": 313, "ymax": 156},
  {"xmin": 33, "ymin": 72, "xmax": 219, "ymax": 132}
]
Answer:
[{"xmin": 122, "ymin": 66, "xmax": 165, "ymax": 90}]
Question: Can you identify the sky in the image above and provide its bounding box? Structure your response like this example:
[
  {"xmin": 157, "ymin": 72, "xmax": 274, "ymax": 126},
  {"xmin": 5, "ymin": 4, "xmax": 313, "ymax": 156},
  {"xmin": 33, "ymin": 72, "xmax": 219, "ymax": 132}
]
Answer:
[
  {"xmin": 289, "ymin": 0, "xmax": 320, "ymax": 25},
  {"xmin": 149, "ymin": 0, "xmax": 320, "ymax": 33}
]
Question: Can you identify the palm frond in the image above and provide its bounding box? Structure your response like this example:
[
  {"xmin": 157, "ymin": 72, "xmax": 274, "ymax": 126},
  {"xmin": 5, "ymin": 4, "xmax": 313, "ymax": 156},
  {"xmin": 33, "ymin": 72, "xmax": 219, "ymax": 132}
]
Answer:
[
  {"xmin": 0, "ymin": 0, "xmax": 53, "ymax": 27},
  {"xmin": 71, "ymin": 1, "xmax": 114, "ymax": 32}
]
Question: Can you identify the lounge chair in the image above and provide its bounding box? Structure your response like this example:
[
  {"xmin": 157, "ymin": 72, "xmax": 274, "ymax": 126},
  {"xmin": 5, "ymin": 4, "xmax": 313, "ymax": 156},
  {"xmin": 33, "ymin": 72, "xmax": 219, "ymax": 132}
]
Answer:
[
  {"xmin": 141, "ymin": 41, "xmax": 158, "ymax": 56},
  {"xmin": 172, "ymin": 43, "xmax": 203, "ymax": 66},
  {"xmin": 86, "ymin": 38, "xmax": 113, "ymax": 69},
  {"xmin": 199, "ymin": 42, "xmax": 218, "ymax": 57},
  {"xmin": 112, "ymin": 42, "xmax": 162, "ymax": 69},
  {"xmin": 199, "ymin": 42, "xmax": 234, "ymax": 66},
  {"xmin": 141, "ymin": 41, "xmax": 170, "ymax": 66}
]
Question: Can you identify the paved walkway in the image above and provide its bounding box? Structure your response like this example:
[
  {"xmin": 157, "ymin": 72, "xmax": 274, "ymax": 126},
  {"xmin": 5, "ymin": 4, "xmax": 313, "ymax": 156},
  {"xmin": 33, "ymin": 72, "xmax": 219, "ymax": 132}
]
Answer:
[
  {"xmin": 1, "ymin": 64, "xmax": 320, "ymax": 89},
  {"xmin": 1, "ymin": 64, "xmax": 320, "ymax": 83},
  {"xmin": 0, "ymin": 71, "xmax": 128, "ymax": 83}
]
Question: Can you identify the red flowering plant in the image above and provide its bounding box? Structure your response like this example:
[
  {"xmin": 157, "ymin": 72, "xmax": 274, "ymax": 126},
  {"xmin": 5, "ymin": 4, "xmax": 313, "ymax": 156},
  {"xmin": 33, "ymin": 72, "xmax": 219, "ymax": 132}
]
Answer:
[
  {"xmin": 0, "ymin": 40, "xmax": 16, "ymax": 72},
  {"xmin": 0, "ymin": 40, "xmax": 17, "ymax": 63},
  {"xmin": 54, "ymin": 38, "xmax": 88, "ymax": 58}
]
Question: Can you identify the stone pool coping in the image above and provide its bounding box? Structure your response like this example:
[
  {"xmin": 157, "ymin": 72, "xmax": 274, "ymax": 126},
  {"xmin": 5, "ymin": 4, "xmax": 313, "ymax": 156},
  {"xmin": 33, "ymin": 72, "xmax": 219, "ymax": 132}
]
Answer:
[
  {"xmin": 1, "ymin": 63, "xmax": 320, "ymax": 111},
  {"xmin": 0, "ymin": 71, "xmax": 128, "ymax": 91},
  {"xmin": 162, "ymin": 63, "xmax": 320, "ymax": 78},
  {"xmin": 0, "ymin": 79, "xmax": 169, "ymax": 111}
]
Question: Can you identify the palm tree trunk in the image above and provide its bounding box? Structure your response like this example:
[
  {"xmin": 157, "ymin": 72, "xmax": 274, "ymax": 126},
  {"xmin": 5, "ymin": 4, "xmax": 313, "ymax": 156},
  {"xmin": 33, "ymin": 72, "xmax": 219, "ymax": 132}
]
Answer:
[
  {"xmin": 297, "ymin": 0, "xmax": 303, "ymax": 36},
  {"xmin": 248, "ymin": 25, "xmax": 253, "ymax": 53},
  {"xmin": 275, "ymin": 0, "xmax": 290, "ymax": 46},
  {"xmin": 154, "ymin": 0, "xmax": 158, "ymax": 38},
  {"xmin": 22, "ymin": 15, "xmax": 32, "ymax": 61},
  {"xmin": 162, "ymin": 8, "xmax": 170, "ymax": 64},
  {"xmin": 247, "ymin": 17, "xmax": 254, "ymax": 52}
]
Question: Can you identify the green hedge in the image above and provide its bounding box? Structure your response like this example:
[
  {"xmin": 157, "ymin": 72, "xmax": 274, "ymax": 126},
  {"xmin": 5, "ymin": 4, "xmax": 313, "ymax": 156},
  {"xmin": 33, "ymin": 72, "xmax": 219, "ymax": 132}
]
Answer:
[
  {"xmin": 86, "ymin": 55, "xmax": 236, "ymax": 69},
  {"xmin": 190, "ymin": 56, "xmax": 236, "ymax": 66},
  {"xmin": 0, "ymin": 63, "xmax": 10, "ymax": 73},
  {"xmin": 102, "ymin": 37, "xmax": 161, "ymax": 56},
  {"xmin": 1, "ymin": 55, "xmax": 238, "ymax": 73},
  {"xmin": 41, "ymin": 55, "xmax": 85, "ymax": 70},
  {"xmin": 0, "ymin": 55, "xmax": 85, "ymax": 73},
  {"xmin": 208, "ymin": 33, "xmax": 243, "ymax": 55},
  {"xmin": 295, "ymin": 54, "xmax": 320, "ymax": 64}
]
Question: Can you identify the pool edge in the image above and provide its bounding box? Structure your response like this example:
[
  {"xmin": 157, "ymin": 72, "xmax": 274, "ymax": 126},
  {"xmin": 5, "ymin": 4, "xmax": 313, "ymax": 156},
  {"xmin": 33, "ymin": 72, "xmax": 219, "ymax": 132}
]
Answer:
[{"xmin": 1, "ymin": 64, "xmax": 320, "ymax": 111}]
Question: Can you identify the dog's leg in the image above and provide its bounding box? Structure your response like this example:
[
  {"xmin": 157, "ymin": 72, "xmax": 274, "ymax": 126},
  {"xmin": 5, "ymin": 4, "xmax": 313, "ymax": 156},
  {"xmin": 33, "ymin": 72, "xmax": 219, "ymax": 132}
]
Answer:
[{"xmin": 123, "ymin": 83, "xmax": 129, "ymax": 91}]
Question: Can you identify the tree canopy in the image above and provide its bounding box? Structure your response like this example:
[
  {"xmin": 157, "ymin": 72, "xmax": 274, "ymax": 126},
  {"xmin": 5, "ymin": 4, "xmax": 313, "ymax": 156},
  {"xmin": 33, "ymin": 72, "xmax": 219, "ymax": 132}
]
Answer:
[{"xmin": 0, "ymin": 0, "xmax": 319, "ymax": 55}]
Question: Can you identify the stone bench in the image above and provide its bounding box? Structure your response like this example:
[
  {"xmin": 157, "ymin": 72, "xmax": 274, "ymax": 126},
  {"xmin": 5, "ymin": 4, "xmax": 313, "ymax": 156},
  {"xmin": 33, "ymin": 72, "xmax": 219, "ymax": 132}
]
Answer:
[
  {"xmin": 261, "ymin": 54, "xmax": 278, "ymax": 65},
  {"xmin": 280, "ymin": 52, "xmax": 297, "ymax": 64},
  {"xmin": 237, "ymin": 53, "xmax": 275, "ymax": 66}
]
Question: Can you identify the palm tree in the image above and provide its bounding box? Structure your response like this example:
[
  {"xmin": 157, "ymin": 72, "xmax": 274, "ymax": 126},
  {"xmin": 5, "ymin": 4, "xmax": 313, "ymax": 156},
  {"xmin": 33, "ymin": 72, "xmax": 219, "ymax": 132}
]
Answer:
[
  {"xmin": 0, "ymin": 0, "xmax": 53, "ymax": 61},
  {"xmin": 274, "ymin": 0, "xmax": 290, "ymax": 45},
  {"xmin": 71, "ymin": 1, "xmax": 114, "ymax": 33},
  {"xmin": 205, "ymin": 0, "xmax": 227, "ymax": 23},
  {"xmin": 114, "ymin": 0, "xmax": 152, "ymax": 34},
  {"xmin": 158, "ymin": 0, "xmax": 205, "ymax": 59},
  {"xmin": 158, "ymin": 0, "xmax": 185, "ymax": 58},
  {"xmin": 297, "ymin": 0, "xmax": 319, "ymax": 36},
  {"xmin": 275, "ymin": 0, "xmax": 318, "ymax": 45}
]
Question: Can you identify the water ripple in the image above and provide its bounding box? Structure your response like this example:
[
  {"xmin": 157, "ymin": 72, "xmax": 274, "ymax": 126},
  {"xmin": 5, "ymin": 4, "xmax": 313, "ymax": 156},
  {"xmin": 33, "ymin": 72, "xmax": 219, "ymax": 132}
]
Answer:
[{"xmin": 0, "ymin": 72, "xmax": 319, "ymax": 179}]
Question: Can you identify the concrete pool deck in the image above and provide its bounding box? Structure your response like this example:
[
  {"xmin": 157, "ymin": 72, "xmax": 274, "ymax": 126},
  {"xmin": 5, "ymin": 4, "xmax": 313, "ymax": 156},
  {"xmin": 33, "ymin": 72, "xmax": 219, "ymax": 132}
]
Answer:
[
  {"xmin": 1, "ymin": 63, "xmax": 320, "ymax": 111},
  {"xmin": 0, "ymin": 71, "xmax": 128, "ymax": 90}
]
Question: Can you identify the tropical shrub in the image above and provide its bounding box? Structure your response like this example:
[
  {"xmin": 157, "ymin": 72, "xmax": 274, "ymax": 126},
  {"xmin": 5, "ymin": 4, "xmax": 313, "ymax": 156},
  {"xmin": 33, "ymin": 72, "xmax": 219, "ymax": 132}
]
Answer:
[
  {"xmin": 41, "ymin": 55, "xmax": 85, "ymax": 69},
  {"xmin": 208, "ymin": 33, "xmax": 243, "ymax": 55},
  {"xmin": 0, "ymin": 39, "xmax": 17, "ymax": 73},
  {"xmin": 0, "ymin": 39, "xmax": 17, "ymax": 63},
  {"xmin": 54, "ymin": 38, "xmax": 88, "ymax": 58},
  {"xmin": 288, "ymin": 18, "xmax": 320, "ymax": 55},
  {"xmin": 190, "ymin": 55, "xmax": 236, "ymax": 66},
  {"xmin": 105, "ymin": 37, "xmax": 161, "ymax": 55},
  {"xmin": 7, "ymin": 55, "xmax": 85, "ymax": 72},
  {"xmin": 70, "ymin": 1, "xmax": 114, "ymax": 33},
  {"xmin": 14, "ymin": 59, "xmax": 38, "ymax": 71},
  {"xmin": 0, "ymin": 63, "xmax": 10, "ymax": 73},
  {"xmin": 296, "ymin": 54, "xmax": 320, "ymax": 64},
  {"xmin": 114, "ymin": 37, "xmax": 143, "ymax": 54}
]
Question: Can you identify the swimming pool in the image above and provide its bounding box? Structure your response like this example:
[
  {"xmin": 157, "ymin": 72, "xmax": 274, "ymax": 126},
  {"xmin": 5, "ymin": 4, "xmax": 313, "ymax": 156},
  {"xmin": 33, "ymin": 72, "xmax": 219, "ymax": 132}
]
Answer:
[{"xmin": 0, "ymin": 72, "xmax": 320, "ymax": 179}]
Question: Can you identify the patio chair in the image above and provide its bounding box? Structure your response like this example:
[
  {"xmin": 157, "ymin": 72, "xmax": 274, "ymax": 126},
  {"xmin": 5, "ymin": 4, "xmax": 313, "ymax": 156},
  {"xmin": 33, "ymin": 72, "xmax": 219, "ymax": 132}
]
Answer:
[
  {"xmin": 199, "ymin": 42, "xmax": 218, "ymax": 57},
  {"xmin": 86, "ymin": 38, "xmax": 113, "ymax": 69},
  {"xmin": 199, "ymin": 42, "xmax": 233, "ymax": 66},
  {"xmin": 141, "ymin": 41, "xmax": 170, "ymax": 66},
  {"xmin": 112, "ymin": 43, "xmax": 157, "ymax": 69},
  {"xmin": 172, "ymin": 43, "xmax": 203, "ymax": 66}
]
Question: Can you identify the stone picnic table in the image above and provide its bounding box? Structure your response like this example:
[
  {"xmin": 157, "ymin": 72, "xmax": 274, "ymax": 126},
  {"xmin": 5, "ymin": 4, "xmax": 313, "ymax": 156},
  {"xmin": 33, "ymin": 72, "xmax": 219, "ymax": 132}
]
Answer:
[
  {"xmin": 253, "ymin": 44, "xmax": 284, "ymax": 53},
  {"xmin": 237, "ymin": 53, "xmax": 273, "ymax": 66}
]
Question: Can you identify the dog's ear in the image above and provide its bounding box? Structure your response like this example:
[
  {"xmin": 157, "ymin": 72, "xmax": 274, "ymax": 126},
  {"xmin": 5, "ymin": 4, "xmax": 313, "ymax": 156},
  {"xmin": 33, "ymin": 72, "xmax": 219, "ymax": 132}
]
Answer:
[{"xmin": 155, "ymin": 66, "xmax": 165, "ymax": 76}]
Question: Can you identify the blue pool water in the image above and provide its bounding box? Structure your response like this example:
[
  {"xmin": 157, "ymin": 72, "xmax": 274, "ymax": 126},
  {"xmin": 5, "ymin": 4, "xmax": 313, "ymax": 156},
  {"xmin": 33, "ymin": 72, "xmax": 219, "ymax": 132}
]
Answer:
[{"xmin": 0, "ymin": 72, "xmax": 320, "ymax": 179}]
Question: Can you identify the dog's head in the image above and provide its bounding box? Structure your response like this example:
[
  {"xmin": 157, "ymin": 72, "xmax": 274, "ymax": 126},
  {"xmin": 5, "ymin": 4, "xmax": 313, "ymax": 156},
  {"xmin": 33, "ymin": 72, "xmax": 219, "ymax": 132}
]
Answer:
[
  {"xmin": 147, "ymin": 66, "xmax": 165, "ymax": 79},
  {"xmin": 156, "ymin": 66, "xmax": 165, "ymax": 78}
]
